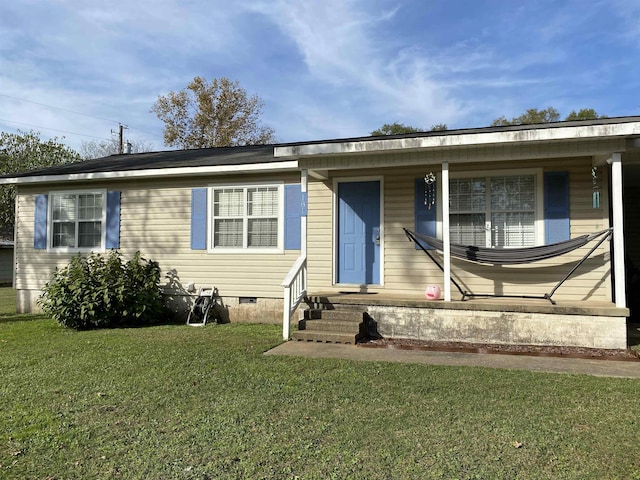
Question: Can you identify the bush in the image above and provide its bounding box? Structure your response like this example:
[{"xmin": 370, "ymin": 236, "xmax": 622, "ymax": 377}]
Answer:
[{"xmin": 39, "ymin": 251, "xmax": 167, "ymax": 329}]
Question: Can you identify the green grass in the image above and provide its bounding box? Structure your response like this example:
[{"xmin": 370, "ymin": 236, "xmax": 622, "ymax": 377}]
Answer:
[{"xmin": 1, "ymin": 288, "xmax": 640, "ymax": 479}]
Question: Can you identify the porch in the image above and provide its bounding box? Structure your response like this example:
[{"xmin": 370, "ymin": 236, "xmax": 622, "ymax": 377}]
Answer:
[{"xmin": 299, "ymin": 292, "xmax": 630, "ymax": 350}]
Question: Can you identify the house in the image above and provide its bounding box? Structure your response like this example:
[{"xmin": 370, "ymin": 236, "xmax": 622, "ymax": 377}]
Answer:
[{"xmin": 2, "ymin": 117, "xmax": 640, "ymax": 349}]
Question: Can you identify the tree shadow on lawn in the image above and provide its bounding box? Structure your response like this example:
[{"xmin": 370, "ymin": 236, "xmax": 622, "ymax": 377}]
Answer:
[{"xmin": 0, "ymin": 313, "xmax": 50, "ymax": 324}]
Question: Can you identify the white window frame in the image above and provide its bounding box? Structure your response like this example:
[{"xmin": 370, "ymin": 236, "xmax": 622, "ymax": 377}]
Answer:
[
  {"xmin": 207, "ymin": 181, "xmax": 284, "ymax": 254},
  {"xmin": 438, "ymin": 168, "xmax": 544, "ymax": 247},
  {"xmin": 47, "ymin": 189, "xmax": 107, "ymax": 253}
]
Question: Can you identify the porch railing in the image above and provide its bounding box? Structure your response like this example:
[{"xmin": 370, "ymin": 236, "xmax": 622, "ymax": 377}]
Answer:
[{"xmin": 281, "ymin": 255, "xmax": 307, "ymax": 340}]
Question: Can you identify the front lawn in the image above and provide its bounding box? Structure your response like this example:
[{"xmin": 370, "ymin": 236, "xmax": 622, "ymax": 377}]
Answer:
[{"xmin": 1, "ymin": 289, "xmax": 640, "ymax": 479}]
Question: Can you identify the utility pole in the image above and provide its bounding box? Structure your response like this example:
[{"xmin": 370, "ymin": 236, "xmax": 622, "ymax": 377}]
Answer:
[
  {"xmin": 119, "ymin": 124, "xmax": 124, "ymax": 154},
  {"xmin": 112, "ymin": 123, "xmax": 129, "ymax": 154}
]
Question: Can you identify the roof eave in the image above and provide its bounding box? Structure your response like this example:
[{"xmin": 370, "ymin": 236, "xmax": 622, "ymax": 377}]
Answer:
[
  {"xmin": 274, "ymin": 122, "xmax": 640, "ymax": 158},
  {"xmin": 0, "ymin": 160, "xmax": 299, "ymax": 185}
]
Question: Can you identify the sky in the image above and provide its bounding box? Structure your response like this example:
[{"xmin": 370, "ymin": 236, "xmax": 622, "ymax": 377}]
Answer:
[{"xmin": 1, "ymin": 0, "xmax": 640, "ymax": 153}]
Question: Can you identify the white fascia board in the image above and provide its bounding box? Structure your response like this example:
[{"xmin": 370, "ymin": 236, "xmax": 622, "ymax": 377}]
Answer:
[
  {"xmin": 274, "ymin": 122, "xmax": 640, "ymax": 157},
  {"xmin": 0, "ymin": 160, "xmax": 299, "ymax": 185}
]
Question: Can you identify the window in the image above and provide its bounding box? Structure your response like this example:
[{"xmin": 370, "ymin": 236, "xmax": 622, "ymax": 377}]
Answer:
[
  {"xmin": 210, "ymin": 184, "xmax": 282, "ymax": 250},
  {"xmin": 450, "ymin": 174, "xmax": 537, "ymax": 248},
  {"xmin": 49, "ymin": 191, "xmax": 105, "ymax": 250}
]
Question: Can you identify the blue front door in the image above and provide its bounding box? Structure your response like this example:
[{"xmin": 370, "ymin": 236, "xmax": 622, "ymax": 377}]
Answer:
[{"xmin": 337, "ymin": 181, "xmax": 381, "ymax": 284}]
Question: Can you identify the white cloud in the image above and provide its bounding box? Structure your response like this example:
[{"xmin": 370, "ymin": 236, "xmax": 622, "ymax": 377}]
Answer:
[{"xmin": 247, "ymin": 0, "xmax": 465, "ymax": 132}]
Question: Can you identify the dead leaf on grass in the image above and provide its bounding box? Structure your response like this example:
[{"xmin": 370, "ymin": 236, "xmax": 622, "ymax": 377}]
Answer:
[{"xmin": 513, "ymin": 441, "xmax": 523, "ymax": 449}]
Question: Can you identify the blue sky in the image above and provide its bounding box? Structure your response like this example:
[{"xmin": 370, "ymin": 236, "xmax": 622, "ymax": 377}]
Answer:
[{"xmin": 1, "ymin": 0, "xmax": 639, "ymax": 152}]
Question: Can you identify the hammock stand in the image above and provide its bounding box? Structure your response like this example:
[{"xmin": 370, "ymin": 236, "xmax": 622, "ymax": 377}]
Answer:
[{"xmin": 403, "ymin": 227, "xmax": 613, "ymax": 305}]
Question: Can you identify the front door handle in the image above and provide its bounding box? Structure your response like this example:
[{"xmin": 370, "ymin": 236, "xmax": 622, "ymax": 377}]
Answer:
[{"xmin": 373, "ymin": 227, "xmax": 380, "ymax": 246}]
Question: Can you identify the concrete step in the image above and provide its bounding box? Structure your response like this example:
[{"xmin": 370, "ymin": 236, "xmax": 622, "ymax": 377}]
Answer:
[
  {"xmin": 304, "ymin": 309, "xmax": 363, "ymax": 322},
  {"xmin": 299, "ymin": 319, "xmax": 364, "ymax": 334},
  {"xmin": 291, "ymin": 330, "xmax": 361, "ymax": 344},
  {"xmin": 305, "ymin": 298, "xmax": 366, "ymax": 311}
]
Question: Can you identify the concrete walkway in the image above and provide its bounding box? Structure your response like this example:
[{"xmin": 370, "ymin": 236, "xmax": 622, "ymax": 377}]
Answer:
[{"xmin": 265, "ymin": 341, "xmax": 640, "ymax": 379}]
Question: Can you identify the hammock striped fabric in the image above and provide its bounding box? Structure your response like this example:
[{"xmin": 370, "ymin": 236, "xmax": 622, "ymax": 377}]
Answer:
[{"xmin": 404, "ymin": 228, "xmax": 612, "ymax": 265}]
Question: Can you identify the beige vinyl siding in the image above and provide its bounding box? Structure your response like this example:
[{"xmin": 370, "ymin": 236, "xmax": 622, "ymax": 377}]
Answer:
[
  {"xmin": 306, "ymin": 179, "xmax": 335, "ymax": 289},
  {"xmin": 15, "ymin": 174, "xmax": 301, "ymax": 299},
  {"xmin": 306, "ymin": 157, "xmax": 612, "ymax": 303}
]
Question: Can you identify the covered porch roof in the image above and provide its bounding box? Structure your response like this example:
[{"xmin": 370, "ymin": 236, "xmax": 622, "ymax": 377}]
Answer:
[{"xmin": 275, "ymin": 116, "xmax": 640, "ymax": 179}]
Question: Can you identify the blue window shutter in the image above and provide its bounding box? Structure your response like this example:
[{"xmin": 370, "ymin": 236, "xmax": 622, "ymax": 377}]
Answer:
[
  {"xmin": 191, "ymin": 188, "xmax": 207, "ymax": 250},
  {"xmin": 106, "ymin": 191, "xmax": 121, "ymax": 249},
  {"xmin": 284, "ymin": 184, "xmax": 302, "ymax": 250},
  {"xmin": 415, "ymin": 178, "xmax": 437, "ymax": 250},
  {"xmin": 544, "ymin": 171, "xmax": 570, "ymax": 244},
  {"xmin": 34, "ymin": 194, "xmax": 48, "ymax": 250}
]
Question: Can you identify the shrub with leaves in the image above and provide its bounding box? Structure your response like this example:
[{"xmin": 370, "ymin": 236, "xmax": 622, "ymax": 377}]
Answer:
[{"xmin": 39, "ymin": 251, "xmax": 166, "ymax": 329}]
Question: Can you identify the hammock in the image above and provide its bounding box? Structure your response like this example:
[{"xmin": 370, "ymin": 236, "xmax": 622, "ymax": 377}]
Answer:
[
  {"xmin": 404, "ymin": 228, "xmax": 612, "ymax": 265},
  {"xmin": 403, "ymin": 227, "xmax": 613, "ymax": 304}
]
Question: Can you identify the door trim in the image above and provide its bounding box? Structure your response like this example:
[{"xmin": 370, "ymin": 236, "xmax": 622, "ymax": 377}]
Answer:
[{"xmin": 333, "ymin": 176, "xmax": 384, "ymax": 286}]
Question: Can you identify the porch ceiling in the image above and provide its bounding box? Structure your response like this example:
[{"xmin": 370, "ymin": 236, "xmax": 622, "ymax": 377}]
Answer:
[
  {"xmin": 296, "ymin": 138, "xmax": 630, "ymax": 173},
  {"xmin": 278, "ymin": 117, "xmax": 640, "ymax": 174},
  {"xmin": 277, "ymin": 117, "xmax": 640, "ymax": 159}
]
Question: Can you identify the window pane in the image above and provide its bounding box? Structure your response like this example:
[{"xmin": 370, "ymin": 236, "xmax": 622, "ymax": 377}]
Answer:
[
  {"xmin": 52, "ymin": 194, "xmax": 76, "ymax": 221},
  {"xmin": 450, "ymin": 213, "xmax": 486, "ymax": 245},
  {"xmin": 248, "ymin": 218, "xmax": 278, "ymax": 247},
  {"xmin": 490, "ymin": 176, "xmax": 535, "ymax": 211},
  {"xmin": 450, "ymin": 178, "xmax": 485, "ymax": 212},
  {"xmin": 214, "ymin": 189, "xmax": 244, "ymax": 216},
  {"xmin": 492, "ymin": 212, "xmax": 535, "ymax": 247},
  {"xmin": 248, "ymin": 187, "xmax": 278, "ymax": 216},
  {"xmin": 78, "ymin": 221, "xmax": 102, "ymax": 248},
  {"xmin": 52, "ymin": 222, "xmax": 75, "ymax": 247},
  {"xmin": 214, "ymin": 219, "xmax": 243, "ymax": 247},
  {"xmin": 78, "ymin": 194, "xmax": 103, "ymax": 220},
  {"xmin": 212, "ymin": 185, "xmax": 281, "ymax": 249}
]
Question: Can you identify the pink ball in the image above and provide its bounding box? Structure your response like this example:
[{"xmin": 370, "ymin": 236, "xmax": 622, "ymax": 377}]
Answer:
[{"xmin": 425, "ymin": 285, "xmax": 441, "ymax": 300}]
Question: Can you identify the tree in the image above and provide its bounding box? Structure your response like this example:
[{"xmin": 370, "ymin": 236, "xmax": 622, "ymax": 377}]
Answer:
[
  {"xmin": 79, "ymin": 137, "xmax": 154, "ymax": 160},
  {"xmin": 151, "ymin": 77, "xmax": 276, "ymax": 149},
  {"xmin": 564, "ymin": 108, "xmax": 607, "ymax": 121},
  {"xmin": 370, "ymin": 122, "xmax": 447, "ymax": 136},
  {"xmin": 492, "ymin": 107, "xmax": 606, "ymax": 126},
  {"xmin": 0, "ymin": 130, "xmax": 81, "ymax": 237},
  {"xmin": 491, "ymin": 107, "xmax": 561, "ymax": 126}
]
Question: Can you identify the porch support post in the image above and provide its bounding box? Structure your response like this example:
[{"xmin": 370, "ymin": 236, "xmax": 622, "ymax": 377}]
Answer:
[
  {"xmin": 611, "ymin": 153, "xmax": 626, "ymax": 308},
  {"xmin": 301, "ymin": 169, "xmax": 308, "ymax": 257},
  {"xmin": 442, "ymin": 162, "xmax": 451, "ymax": 301}
]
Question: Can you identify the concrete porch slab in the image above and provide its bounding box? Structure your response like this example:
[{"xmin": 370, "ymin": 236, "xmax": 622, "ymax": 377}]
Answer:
[
  {"xmin": 306, "ymin": 293, "xmax": 629, "ymax": 317},
  {"xmin": 303, "ymin": 293, "xmax": 630, "ymax": 350}
]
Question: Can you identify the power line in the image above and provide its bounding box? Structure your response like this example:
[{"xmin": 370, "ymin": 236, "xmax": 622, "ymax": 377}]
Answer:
[
  {"xmin": 0, "ymin": 118, "xmax": 112, "ymax": 141},
  {"xmin": 0, "ymin": 92, "xmax": 164, "ymax": 140},
  {"xmin": 0, "ymin": 92, "xmax": 120, "ymax": 124},
  {"xmin": 128, "ymin": 125, "xmax": 164, "ymax": 139}
]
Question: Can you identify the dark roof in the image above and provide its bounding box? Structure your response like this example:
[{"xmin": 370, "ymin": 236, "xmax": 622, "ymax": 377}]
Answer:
[
  {"xmin": 3, "ymin": 116, "xmax": 640, "ymax": 180},
  {"xmin": 1, "ymin": 144, "xmax": 278, "ymax": 179}
]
